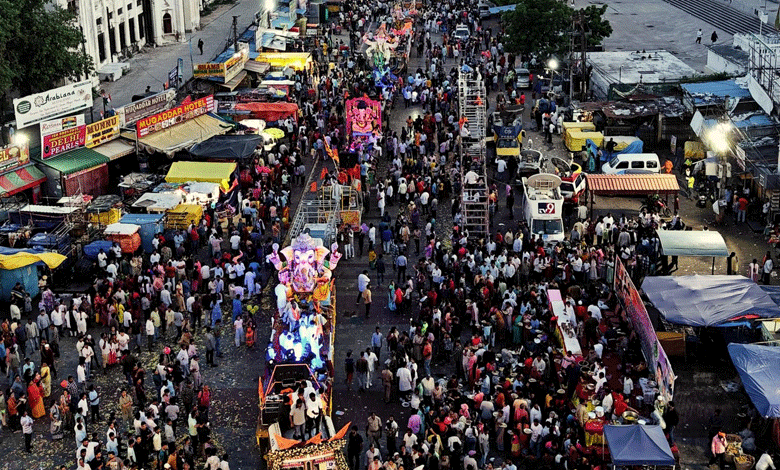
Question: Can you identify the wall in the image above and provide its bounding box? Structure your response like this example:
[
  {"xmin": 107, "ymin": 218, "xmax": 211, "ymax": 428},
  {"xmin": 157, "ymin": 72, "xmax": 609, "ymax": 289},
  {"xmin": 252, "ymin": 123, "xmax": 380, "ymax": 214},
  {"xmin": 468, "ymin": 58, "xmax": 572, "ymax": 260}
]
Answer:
[
  {"xmin": 150, "ymin": 0, "xmax": 200, "ymax": 44},
  {"xmin": 706, "ymin": 49, "xmax": 747, "ymax": 75},
  {"xmin": 55, "ymin": 0, "xmax": 148, "ymax": 70}
]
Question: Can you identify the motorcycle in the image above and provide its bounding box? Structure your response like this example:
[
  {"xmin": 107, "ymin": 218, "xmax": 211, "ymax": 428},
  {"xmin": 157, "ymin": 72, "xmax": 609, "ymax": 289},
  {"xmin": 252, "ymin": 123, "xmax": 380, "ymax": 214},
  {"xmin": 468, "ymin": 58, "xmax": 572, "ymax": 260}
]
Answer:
[{"xmin": 640, "ymin": 195, "xmax": 671, "ymax": 217}]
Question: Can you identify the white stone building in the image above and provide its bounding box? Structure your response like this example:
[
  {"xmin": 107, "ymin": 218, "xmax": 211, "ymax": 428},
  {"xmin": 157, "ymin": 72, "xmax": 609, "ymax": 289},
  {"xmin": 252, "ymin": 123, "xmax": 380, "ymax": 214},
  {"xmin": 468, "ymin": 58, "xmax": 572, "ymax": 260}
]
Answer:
[{"xmin": 55, "ymin": 0, "xmax": 200, "ymax": 73}]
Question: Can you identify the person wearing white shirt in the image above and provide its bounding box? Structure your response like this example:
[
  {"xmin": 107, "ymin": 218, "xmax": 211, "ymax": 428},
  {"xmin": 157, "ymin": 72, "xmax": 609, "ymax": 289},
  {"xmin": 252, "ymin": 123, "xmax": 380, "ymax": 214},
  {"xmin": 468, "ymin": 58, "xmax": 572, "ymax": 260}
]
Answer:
[
  {"xmin": 623, "ymin": 376, "xmax": 634, "ymax": 396},
  {"xmin": 356, "ymin": 271, "xmax": 370, "ymax": 304},
  {"xmin": 757, "ymin": 453, "xmax": 776, "ymax": 470},
  {"xmin": 588, "ymin": 304, "xmax": 602, "ymax": 322}
]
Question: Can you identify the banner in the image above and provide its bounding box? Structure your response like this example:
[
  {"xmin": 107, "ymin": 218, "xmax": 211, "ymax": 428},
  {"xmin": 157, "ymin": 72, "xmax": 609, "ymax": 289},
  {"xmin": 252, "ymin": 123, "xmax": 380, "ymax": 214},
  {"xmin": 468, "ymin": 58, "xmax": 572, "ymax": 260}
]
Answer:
[
  {"xmin": 194, "ymin": 43, "xmax": 249, "ymax": 82},
  {"xmin": 0, "ymin": 142, "xmax": 31, "ymax": 173},
  {"xmin": 614, "ymin": 258, "xmax": 675, "ymax": 401},
  {"xmin": 40, "ymin": 115, "xmax": 87, "ymax": 159},
  {"xmin": 225, "ymin": 43, "xmax": 249, "ymax": 82},
  {"xmin": 193, "ymin": 63, "xmax": 225, "ymax": 78},
  {"xmin": 13, "ymin": 80, "xmax": 93, "ymax": 129},
  {"xmin": 116, "ymin": 89, "xmax": 176, "ymax": 127},
  {"xmin": 136, "ymin": 95, "xmax": 215, "ymax": 138},
  {"xmin": 167, "ymin": 65, "xmax": 179, "ymax": 89},
  {"xmin": 85, "ymin": 115, "xmax": 120, "ymax": 148}
]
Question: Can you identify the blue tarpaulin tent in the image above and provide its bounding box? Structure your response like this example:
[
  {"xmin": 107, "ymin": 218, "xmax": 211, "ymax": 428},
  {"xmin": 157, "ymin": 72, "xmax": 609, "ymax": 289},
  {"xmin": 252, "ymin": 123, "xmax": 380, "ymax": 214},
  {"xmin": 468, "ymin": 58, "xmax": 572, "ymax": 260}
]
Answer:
[
  {"xmin": 120, "ymin": 213, "xmax": 165, "ymax": 253},
  {"xmin": 0, "ymin": 246, "xmax": 47, "ymax": 301},
  {"xmin": 642, "ymin": 275, "xmax": 779, "ymax": 327},
  {"xmin": 727, "ymin": 343, "xmax": 780, "ymax": 418},
  {"xmin": 603, "ymin": 425, "xmax": 675, "ymax": 466}
]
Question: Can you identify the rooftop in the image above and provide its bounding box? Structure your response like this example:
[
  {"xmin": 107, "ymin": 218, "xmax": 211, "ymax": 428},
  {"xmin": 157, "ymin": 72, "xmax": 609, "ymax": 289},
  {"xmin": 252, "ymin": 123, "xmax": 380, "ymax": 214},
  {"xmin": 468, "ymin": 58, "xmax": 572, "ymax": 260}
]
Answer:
[{"xmin": 587, "ymin": 50, "xmax": 698, "ymax": 85}]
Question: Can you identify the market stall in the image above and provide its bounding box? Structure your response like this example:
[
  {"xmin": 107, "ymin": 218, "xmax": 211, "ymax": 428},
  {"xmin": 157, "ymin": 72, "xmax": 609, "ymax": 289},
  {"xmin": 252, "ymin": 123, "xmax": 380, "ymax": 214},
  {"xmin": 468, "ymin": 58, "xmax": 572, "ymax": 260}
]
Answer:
[
  {"xmin": 33, "ymin": 147, "xmax": 110, "ymax": 199},
  {"xmin": 166, "ymin": 204, "xmax": 203, "ymax": 229},
  {"xmin": 119, "ymin": 213, "xmax": 165, "ymax": 253},
  {"xmin": 165, "ymin": 161, "xmax": 237, "ymax": 192},
  {"xmin": 188, "ymin": 134, "xmax": 263, "ymax": 162},
  {"xmin": 642, "ymin": 275, "xmax": 779, "ymax": 327},
  {"xmin": 549, "ymin": 289, "xmax": 583, "ymax": 356},
  {"xmin": 234, "ymin": 102, "xmax": 299, "ymax": 123},
  {"xmin": 0, "ymin": 248, "xmax": 67, "ymax": 301},
  {"xmin": 727, "ymin": 343, "xmax": 780, "ymax": 418},
  {"xmin": 132, "ymin": 192, "xmax": 185, "ymax": 213},
  {"xmin": 656, "ymin": 229, "xmax": 729, "ymax": 274},
  {"xmin": 103, "ymin": 223, "xmax": 142, "ymax": 253},
  {"xmin": 603, "ymin": 425, "xmax": 675, "ymax": 467},
  {"xmin": 135, "ymin": 114, "xmax": 234, "ymax": 156}
]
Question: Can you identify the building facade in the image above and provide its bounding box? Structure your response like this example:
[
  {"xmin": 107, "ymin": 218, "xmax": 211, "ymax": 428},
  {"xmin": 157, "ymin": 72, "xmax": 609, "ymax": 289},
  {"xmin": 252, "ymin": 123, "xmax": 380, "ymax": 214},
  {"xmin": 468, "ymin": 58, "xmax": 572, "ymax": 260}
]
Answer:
[{"xmin": 55, "ymin": 0, "xmax": 201, "ymax": 71}]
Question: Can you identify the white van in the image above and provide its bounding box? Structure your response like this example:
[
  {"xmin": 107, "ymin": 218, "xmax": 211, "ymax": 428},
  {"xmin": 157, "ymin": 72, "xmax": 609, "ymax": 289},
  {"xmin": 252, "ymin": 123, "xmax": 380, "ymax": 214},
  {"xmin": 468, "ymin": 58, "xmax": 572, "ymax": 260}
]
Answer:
[{"xmin": 601, "ymin": 153, "xmax": 661, "ymax": 174}]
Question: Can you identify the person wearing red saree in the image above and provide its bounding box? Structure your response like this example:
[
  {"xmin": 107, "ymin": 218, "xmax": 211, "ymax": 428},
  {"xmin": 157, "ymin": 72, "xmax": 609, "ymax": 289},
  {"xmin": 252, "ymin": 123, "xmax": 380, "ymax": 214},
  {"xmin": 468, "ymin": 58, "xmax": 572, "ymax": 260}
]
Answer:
[{"xmin": 28, "ymin": 376, "xmax": 45, "ymax": 419}]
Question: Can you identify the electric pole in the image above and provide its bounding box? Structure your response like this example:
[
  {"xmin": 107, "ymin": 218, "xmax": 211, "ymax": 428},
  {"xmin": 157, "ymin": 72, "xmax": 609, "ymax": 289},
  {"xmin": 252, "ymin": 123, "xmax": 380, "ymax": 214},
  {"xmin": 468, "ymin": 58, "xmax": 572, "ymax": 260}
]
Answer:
[
  {"xmin": 232, "ymin": 15, "xmax": 239, "ymax": 52},
  {"xmin": 580, "ymin": 12, "xmax": 588, "ymax": 101}
]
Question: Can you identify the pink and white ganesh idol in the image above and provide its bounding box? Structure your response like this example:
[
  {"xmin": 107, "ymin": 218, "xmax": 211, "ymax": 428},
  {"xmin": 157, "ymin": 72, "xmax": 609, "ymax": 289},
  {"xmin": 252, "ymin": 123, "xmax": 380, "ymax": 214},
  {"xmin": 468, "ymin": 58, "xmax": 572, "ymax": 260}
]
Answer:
[{"xmin": 267, "ymin": 233, "xmax": 342, "ymax": 297}]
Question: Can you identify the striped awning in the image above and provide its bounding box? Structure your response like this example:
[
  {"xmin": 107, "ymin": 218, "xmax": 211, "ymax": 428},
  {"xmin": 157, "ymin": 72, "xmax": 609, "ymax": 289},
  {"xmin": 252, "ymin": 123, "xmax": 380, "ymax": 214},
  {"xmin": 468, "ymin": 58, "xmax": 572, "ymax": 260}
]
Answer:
[
  {"xmin": 0, "ymin": 165, "xmax": 46, "ymax": 197},
  {"xmin": 587, "ymin": 174, "xmax": 679, "ymax": 196}
]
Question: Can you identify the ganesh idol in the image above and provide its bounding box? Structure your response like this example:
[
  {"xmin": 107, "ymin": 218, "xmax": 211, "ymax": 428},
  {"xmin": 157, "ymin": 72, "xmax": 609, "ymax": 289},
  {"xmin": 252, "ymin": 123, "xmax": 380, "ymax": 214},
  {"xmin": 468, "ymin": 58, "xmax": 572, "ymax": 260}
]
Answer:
[{"xmin": 267, "ymin": 234, "xmax": 342, "ymax": 318}]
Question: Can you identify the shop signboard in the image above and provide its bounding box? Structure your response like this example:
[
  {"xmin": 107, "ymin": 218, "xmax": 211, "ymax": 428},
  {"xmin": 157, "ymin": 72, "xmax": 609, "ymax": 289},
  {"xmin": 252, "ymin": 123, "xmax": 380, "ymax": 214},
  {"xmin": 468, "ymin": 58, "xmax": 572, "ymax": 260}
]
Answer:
[
  {"xmin": 13, "ymin": 80, "xmax": 93, "ymax": 129},
  {"xmin": 614, "ymin": 258, "xmax": 675, "ymax": 400},
  {"xmin": 0, "ymin": 141, "xmax": 31, "ymax": 173},
  {"xmin": 85, "ymin": 115, "xmax": 120, "ymax": 148},
  {"xmin": 224, "ymin": 43, "xmax": 250, "ymax": 82},
  {"xmin": 116, "ymin": 89, "xmax": 177, "ymax": 127},
  {"xmin": 136, "ymin": 95, "xmax": 215, "ymax": 138},
  {"xmin": 40, "ymin": 115, "xmax": 87, "ymax": 159},
  {"xmin": 193, "ymin": 62, "xmax": 225, "ymax": 79},
  {"xmin": 194, "ymin": 44, "xmax": 249, "ymax": 82}
]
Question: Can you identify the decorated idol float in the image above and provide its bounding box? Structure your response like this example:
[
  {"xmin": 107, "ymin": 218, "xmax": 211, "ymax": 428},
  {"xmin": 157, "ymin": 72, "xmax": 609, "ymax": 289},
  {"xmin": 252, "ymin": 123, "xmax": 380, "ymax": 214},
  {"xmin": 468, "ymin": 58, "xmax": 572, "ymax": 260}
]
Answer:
[{"xmin": 257, "ymin": 233, "xmax": 350, "ymax": 469}]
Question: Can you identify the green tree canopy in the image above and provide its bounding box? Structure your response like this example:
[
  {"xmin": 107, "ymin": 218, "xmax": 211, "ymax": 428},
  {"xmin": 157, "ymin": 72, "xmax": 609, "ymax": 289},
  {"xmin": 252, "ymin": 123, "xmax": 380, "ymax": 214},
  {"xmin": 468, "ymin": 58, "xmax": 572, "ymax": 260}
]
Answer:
[
  {"xmin": 0, "ymin": 0, "xmax": 93, "ymax": 96},
  {"xmin": 578, "ymin": 5, "xmax": 613, "ymax": 47},
  {"xmin": 502, "ymin": 0, "xmax": 573, "ymax": 60},
  {"xmin": 502, "ymin": 0, "xmax": 612, "ymax": 61}
]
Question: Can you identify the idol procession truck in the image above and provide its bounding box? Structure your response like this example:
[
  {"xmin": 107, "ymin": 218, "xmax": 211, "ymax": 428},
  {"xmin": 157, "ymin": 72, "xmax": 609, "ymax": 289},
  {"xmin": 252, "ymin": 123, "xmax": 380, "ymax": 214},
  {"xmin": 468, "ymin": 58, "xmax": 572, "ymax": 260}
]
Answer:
[
  {"xmin": 258, "ymin": 233, "xmax": 350, "ymax": 470},
  {"xmin": 521, "ymin": 173, "xmax": 565, "ymax": 245}
]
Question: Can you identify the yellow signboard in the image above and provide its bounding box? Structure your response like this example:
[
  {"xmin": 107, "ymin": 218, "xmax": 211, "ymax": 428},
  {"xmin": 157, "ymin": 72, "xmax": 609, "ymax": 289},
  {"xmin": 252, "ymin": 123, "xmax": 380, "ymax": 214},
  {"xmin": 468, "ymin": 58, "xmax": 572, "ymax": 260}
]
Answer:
[
  {"xmin": 255, "ymin": 52, "xmax": 312, "ymax": 71},
  {"xmin": 85, "ymin": 115, "xmax": 120, "ymax": 148}
]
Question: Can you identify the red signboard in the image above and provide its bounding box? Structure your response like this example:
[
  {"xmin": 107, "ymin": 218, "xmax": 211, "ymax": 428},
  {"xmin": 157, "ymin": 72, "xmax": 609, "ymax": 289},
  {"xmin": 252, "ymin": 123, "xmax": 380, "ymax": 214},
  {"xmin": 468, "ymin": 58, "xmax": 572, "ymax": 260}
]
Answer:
[
  {"xmin": 136, "ymin": 95, "xmax": 215, "ymax": 138},
  {"xmin": 42, "ymin": 126, "xmax": 86, "ymax": 159}
]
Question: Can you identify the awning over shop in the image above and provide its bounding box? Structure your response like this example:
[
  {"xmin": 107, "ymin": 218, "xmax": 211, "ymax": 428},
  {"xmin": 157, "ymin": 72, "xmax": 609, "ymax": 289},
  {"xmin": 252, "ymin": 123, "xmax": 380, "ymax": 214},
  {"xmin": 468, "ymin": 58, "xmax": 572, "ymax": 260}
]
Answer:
[
  {"xmin": 165, "ymin": 161, "xmax": 237, "ymax": 191},
  {"xmin": 244, "ymin": 61, "xmax": 271, "ymax": 74},
  {"xmin": 0, "ymin": 251, "xmax": 67, "ymax": 270},
  {"xmin": 728, "ymin": 343, "xmax": 780, "ymax": 418},
  {"xmin": 218, "ymin": 70, "xmax": 248, "ymax": 91},
  {"xmin": 642, "ymin": 275, "xmax": 780, "ymax": 327},
  {"xmin": 34, "ymin": 148, "xmax": 110, "ymax": 175},
  {"xmin": 137, "ymin": 114, "xmax": 233, "ymax": 156},
  {"xmin": 656, "ymin": 229, "xmax": 729, "ymax": 257},
  {"xmin": 132, "ymin": 192, "xmax": 184, "ymax": 212},
  {"xmin": 603, "ymin": 425, "xmax": 675, "ymax": 466},
  {"xmin": 92, "ymin": 139, "xmax": 135, "ymax": 161},
  {"xmin": 0, "ymin": 165, "xmax": 46, "ymax": 196},
  {"xmin": 234, "ymin": 102, "xmax": 299, "ymax": 122},
  {"xmin": 587, "ymin": 174, "xmax": 679, "ymax": 196},
  {"xmin": 188, "ymin": 135, "xmax": 263, "ymax": 161}
]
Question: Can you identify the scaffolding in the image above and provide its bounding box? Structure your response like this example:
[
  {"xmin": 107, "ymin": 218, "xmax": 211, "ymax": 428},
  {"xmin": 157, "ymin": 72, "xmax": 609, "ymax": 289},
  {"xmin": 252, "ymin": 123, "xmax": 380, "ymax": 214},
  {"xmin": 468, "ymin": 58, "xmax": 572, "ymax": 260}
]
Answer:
[
  {"xmin": 748, "ymin": 33, "xmax": 780, "ymax": 108},
  {"xmin": 458, "ymin": 68, "xmax": 490, "ymax": 239}
]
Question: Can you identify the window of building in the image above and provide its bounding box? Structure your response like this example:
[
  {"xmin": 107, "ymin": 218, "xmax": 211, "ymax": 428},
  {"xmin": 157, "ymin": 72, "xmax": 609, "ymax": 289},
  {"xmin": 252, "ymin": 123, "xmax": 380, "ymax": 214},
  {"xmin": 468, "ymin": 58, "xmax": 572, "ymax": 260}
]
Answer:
[
  {"xmin": 163, "ymin": 12, "xmax": 173, "ymax": 34},
  {"xmin": 118, "ymin": 7, "xmax": 122, "ymax": 14},
  {"xmin": 128, "ymin": 3, "xmax": 132, "ymax": 10},
  {"xmin": 96, "ymin": 17, "xmax": 102, "ymax": 25},
  {"xmin": 138, "ymin": 14, "xmax": 144, "ymax": 39}
]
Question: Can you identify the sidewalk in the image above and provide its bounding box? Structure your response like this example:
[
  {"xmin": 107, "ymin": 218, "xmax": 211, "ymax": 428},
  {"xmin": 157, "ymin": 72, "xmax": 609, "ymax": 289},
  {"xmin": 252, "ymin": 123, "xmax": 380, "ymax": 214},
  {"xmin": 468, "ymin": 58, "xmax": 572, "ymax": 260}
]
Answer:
[{"xmin": 98, "ymin": 0, "xmax": 259, "ymax": 115}]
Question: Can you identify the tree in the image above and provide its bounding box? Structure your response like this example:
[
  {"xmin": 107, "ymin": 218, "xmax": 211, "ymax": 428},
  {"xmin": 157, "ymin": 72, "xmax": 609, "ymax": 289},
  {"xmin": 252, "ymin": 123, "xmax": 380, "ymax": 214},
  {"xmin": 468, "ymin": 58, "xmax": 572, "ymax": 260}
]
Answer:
[
  {"xmin": 502, "ymin": 0, "xmax": 573, "ymax": 60},
  {"xmin": 578, "ymin": 5, "xmax": 613, "ymax": 48},
  {"xmin": 502, "ymin": 0, "xmax": 612, "ymax": 61},
  {"xmin": 0, "ymin": 0, "xmax": 93, "ymax": 96}
]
